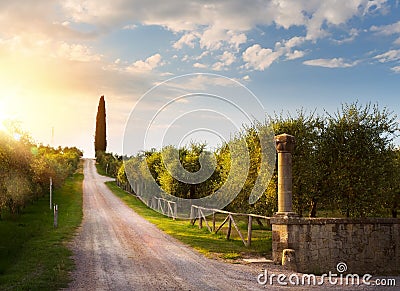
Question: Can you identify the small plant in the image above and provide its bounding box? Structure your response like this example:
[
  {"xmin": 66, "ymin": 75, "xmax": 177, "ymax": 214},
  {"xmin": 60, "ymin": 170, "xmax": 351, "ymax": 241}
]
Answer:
[{"xmin": 222, "ymin": 253, "xmax": 241, "ymax": 260}]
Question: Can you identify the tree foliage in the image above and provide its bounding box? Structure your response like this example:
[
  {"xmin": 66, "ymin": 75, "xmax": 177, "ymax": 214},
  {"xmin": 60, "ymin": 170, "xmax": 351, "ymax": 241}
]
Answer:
[
  {"xmin": 271, "ymin": 110, "xmax": 325, "ymax": 217},
  {"xmin": 0, "ymin": 130, "xmax": 82, "ymax": 217},
  {"xmin": 96, "ymin": 151, "xmax": 122, "ymax": 177},
  {"xmin": 95, "ymin": 95, "xmax": 107, "ymax": 156},
  {"xmin": 321, "ymin": 102, "xmax": 398, "ymax": 217},
  {"xmin": 114, "ymin": 102, "xmax": 399, "ymax": 218}
]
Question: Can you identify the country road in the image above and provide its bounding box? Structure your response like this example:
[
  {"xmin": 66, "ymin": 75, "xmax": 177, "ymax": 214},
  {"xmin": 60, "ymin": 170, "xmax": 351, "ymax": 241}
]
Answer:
[
  {"xmin": 67, "ymin": 159, "xmax": 264, "ymax": 290},
  {"xmin": 67, "ymin": 159, "xmax": 398, "ymax": 291}
]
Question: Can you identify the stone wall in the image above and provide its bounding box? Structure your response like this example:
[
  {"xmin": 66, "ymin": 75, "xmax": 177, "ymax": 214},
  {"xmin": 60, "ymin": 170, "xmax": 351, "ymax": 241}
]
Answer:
[{"xmin": 271, "ymin": 217, "xmax": 400, "ymax": 275}]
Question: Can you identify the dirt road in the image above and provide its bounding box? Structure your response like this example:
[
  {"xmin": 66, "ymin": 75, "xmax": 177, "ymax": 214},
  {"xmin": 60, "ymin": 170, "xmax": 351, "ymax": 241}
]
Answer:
[
  {"xmin": 67, "ymin": 159, "xmax": 265, "ymax": 290},
  {"xmin": 67, "ymin": 159, "xmax": 397, "ymax": 290}
]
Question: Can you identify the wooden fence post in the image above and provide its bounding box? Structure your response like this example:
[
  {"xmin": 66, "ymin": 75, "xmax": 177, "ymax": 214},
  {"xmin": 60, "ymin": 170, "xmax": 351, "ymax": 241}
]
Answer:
[
  {"xmin": 226, "ymin": 216, "xmax": 232, "ymax": 240},
  {"xmin": 212, "ymin": 211, "xmax": 216, "ymax": 232},
  {"xmin": 247, "ymin": 215, "xmax": 253, "ymax": 247},
  {"xmin": 199, "ymin": 209, "xmax": 203, "ymax": 229},
  {"xmin": 174, "ymin": 203, "xmax": 177, "ymax": 220}
]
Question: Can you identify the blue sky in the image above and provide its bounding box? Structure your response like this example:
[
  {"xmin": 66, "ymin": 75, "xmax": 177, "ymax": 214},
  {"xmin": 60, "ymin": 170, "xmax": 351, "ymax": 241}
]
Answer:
[{"xmin": 0, "ymin": 1, "xmax": 399, "ymax": 156}]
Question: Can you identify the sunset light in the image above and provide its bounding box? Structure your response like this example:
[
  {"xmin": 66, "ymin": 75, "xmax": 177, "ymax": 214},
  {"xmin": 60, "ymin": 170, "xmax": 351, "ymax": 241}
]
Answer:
[
  {"xmin": 0, "ymin": 97, "xmax": 11, "ymax": 132},
  {"xmin": 0, "ymin": 2, "xmax": 399, "ymax": 290},
  {"xmin": 0, "ymin": 1, "xmax": 398, "ymax": 156}
]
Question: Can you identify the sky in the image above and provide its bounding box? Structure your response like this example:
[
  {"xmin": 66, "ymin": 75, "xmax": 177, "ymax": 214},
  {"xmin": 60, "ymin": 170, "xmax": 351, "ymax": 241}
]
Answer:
[{"xmin": 0, "ymin": 0, "xmax": 399, "ymax": 157}]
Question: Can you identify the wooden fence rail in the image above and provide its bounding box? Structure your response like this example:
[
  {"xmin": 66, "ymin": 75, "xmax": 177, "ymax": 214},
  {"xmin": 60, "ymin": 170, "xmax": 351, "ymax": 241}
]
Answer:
[
  {"xmin": 152, "ymin": 197, "xmax": 177, "ymax": 220},
  {"xmin": 190, "ymin": 205, "xmax": 271, "ymax": 247},
  {"xmin": 115, "ymin": 181, "xmax": 270, "ymax": 244},
  {"xmin": 116, "ymin": 181, "xmax": 178, "ymax": 219}
]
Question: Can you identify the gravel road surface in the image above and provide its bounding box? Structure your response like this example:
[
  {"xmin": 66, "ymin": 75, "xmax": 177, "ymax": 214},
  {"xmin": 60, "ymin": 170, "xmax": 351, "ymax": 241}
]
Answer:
[{"xmin": 66, "ymin": 159, "xmax": 398, "ymax": 290}]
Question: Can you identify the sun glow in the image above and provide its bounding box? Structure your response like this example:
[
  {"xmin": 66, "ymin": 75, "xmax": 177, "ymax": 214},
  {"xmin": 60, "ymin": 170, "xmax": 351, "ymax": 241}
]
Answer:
[
  {"xmin": 0, "ymin": 92, "xmax": 20, "ymax": 132},
  {"xmin": 0, "ymin": 99, "xmax": 9, "ymax": 132}
]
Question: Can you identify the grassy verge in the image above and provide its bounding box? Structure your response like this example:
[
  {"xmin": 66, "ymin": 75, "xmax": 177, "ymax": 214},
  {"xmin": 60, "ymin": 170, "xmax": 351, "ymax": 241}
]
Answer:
[
  {"xmin": 95, "ymin": 163, "xmax": 114, "ymax": 178},
  {"xmin": 106, "ymin": 181, "xmax": 272, "ymax": 261},
  {"xmin": 0, "ymin": 163, "xmax": 83, "ymax": 290}
]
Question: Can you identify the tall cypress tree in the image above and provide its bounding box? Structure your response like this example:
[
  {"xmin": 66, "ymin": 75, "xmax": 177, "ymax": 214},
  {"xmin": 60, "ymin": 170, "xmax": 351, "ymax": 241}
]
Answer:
[{"xmin": 95, "ymin": 96, "xmax": 107, "ymax": 156}]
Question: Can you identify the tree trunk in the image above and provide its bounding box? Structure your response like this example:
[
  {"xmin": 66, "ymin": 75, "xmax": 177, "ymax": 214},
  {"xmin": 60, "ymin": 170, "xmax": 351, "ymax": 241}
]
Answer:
[
  {"xmin": 309, "ymin": 198, "xmax": 317, "ymax": 217},
  {"xmin": 391, "ymin": 198, "xmax": 398, "ymax": 218},
  {"xmin": 189, "ymin": 184, "xmax": 196, "ymax": 199}
]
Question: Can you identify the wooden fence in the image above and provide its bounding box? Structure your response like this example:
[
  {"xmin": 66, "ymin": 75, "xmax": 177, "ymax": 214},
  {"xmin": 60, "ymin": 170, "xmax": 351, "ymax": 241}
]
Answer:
[
  {"xmin": 151, "ymin": 197, "xmax": 177, "ymax": 220},
  {"xmin": 115, "ymin": 181, "xmax": 271, "ymax": 245},
  {"xmin": 116, "ymin": 180, "xmax": 134, "ymax": 193},
  {"xmin": 116, "ymin": 181, "xmax": 178, "ymax": 219},
  {"xmin": 190, "ymin": 205, "xmax": 271, "ymax": 247}
]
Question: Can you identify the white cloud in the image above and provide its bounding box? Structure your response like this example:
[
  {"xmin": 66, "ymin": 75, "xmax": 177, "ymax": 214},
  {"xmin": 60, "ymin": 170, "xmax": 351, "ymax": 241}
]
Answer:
[
  {"xmin": 193, "ymin": 62, "xmax": 207, "ymax": 69},
  {"xmin": 57, "ymin": 42, "xmax": 102, "ymax": 62},
  {"xmin": 123, "ymin": 24, "xmax": 137, "ymax": 30},
  {"xmin": 0, "ymin": 1, "xmax": 97, "ymax": 42},
  {"xmin": 161, "ymin": 74, "xmax": 239, "ymax": 93},
  {"xmin": 363, "ymin": 0, "xmax": 389, "ymax": 14},
  {"xmin": 303, "ymin": 0, "xmax": 388, "ymax": 40},
  {"xmin": 1, "ymin": 0, "xmax": 397, "ymax": 157},
  {"xmin": 303, "ymin": 58, "xmax": 358, "ymax": 68},
  {"xmin": 227, "ymin": 31, "xmax": 247, "ymax": 51},
  {"xmin": 242, "ymin": 75, "xmax": 250, "ymax": 81},
  {"xmin": 199, "ymin": 26, "xmax": 227, "ymax": 50},
  {"xmin": 60, "ymin": 0, "xmax": 389, "ymax": 46},
  {"xmin": 371, "ymin": 20, "xmax": 400, "ymax": 45},
  {"xmin": 211, "ymin": 62, "xmax": 224, "ymax": 71},
  {"xmin": 181, "ymin": 55, "xmax": 189, "ymax": 62},
  {"xmin": 286, "ymin": 50, "xmax": 305, "ymax": 60},
  {"xmin": 194, "ymin": 51, "xmax": 209, "ymax": 60},
  {"xmin": 173, "ymin": 33, "xmax": 198, "ymax": 49},
  {"xmin": 242, "ymin": 37, "xmax": 307, "ymax": 70},
  {"xmin": 270, "ymin": 0, "xmax": 306, "ymax": 29},
  {"xmin": 242, "ymin": 44, "xmax": 283, "ymax": 70},
  {"xmin": 333, "ymin": 28, "xmax": 359, "ymax": 44},
  {"xmin": 284, "ymin": 36, "xmax": 305, "ymax": 49},
  {"xmin": 391, "ymin": 65, "xmax": 400, "ymax": 73},
  {"xmin": 174, "ymin": 28, "xmax": 246, "ymax": 55},
  {"xmin": 56, "ymin": 0, "xmax": 394, "ymax": 75},
  {"xmin": 371, "ymin": 21, "xmax": 400, "ymax": 35},
  {"xmin": 127, "ymin": 53, "xmax": 163, "ymax": 72},
  {"xmin": 221, "ymin": 51, "xmax": 235, "ymax": 65},
  {"xmin": 373, "ymin": 49, "xmax": 400, "ymax": 62},
  {"xmin": 212, "ymin": 51, "xmax": 236, "ymax": 71}
]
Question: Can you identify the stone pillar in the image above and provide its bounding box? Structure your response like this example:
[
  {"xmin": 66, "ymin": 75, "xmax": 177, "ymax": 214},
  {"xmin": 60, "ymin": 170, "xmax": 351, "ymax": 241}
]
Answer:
[
  {"xmin": 275, "ymin": 133, "xmax": 296, "ymax": 216},
  {"xmin": 271, "ymin": 134, "xmax": 298, "ymax": 267}
]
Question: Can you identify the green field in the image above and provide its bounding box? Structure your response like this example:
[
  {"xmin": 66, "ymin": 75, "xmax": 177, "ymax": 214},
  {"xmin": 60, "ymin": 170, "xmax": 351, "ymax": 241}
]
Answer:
[
  {"xmin": 106, "ymin": 181, "xmax": 272, "ymax": 261},
  {"xmin": 0, "ymin": 166, "xmax": 83, "ymax": 290}
]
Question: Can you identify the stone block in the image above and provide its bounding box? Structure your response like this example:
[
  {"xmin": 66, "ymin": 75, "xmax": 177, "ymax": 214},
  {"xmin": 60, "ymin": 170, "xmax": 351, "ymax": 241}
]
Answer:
[{"xmin": 282, "ymin": 249, "xmax": 297, "ymax": 271}]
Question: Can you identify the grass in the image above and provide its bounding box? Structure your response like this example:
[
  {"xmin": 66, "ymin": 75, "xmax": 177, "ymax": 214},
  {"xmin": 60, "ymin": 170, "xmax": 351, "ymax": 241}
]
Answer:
[
  {"xmin": 95, "ymin": 163, "xmax": 114, "ymax": 178},
  {"xmin": 105, "ymin": 181, "xmax": 272, "ymax": 261},
  {"xmin": 0, "ymin": 164, "xmax": 83, "ymax": 290}
]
